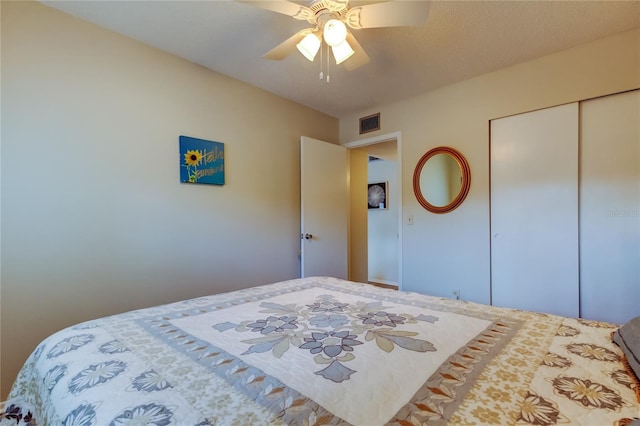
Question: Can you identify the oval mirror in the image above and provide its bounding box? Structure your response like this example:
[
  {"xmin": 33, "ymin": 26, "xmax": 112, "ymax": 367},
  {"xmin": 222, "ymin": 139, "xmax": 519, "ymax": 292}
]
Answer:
[{"xmin": 413, "ymin": 146, "xmax": 471, "ymax": 214}]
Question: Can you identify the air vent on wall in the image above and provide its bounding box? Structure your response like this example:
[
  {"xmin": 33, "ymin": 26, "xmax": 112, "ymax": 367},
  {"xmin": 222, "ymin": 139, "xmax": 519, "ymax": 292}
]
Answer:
[{"xmin": 359, "ymin": 112, "xmax": 380, "ymax": 134}]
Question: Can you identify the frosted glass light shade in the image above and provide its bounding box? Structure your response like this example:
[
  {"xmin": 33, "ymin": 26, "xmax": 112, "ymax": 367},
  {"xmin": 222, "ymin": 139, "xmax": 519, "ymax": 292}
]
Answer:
[
  {"xmin": 331, "ymin": 40, "xmax": 354, "ymax": 64},
  {"xmin": 296, "ymin": 33, "xmax": 321, "ymax": 61},
  {"xmin": 323, "ymin": 19, "xmax": 347, "ymax": 47}
]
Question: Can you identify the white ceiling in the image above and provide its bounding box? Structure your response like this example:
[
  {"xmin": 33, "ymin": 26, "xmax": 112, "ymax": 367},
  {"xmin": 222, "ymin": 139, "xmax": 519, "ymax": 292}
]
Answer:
[{"xmin": 42, "ymin": 0, "xmax": 640, "ymax": 118}]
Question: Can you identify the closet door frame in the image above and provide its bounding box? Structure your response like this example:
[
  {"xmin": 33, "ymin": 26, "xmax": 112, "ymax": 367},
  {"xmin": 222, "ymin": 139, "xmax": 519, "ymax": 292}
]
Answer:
[
  {"xmin": 490, "ymin": 102, "xmax": 580, "ymax": 318},
  {"xmin": 579, "ymin": 90, "xmax": 640, "ymax": 324}
]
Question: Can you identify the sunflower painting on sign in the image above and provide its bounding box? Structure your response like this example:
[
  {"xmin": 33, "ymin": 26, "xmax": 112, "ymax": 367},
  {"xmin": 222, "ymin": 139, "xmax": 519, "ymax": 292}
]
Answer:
[
  {"xmin": 368, "ymin": 182, "xmax": 388, "ymax": 209},
  {"xmin": 179, "ymin": 135, "xmax": 225, "ymax": 185}
]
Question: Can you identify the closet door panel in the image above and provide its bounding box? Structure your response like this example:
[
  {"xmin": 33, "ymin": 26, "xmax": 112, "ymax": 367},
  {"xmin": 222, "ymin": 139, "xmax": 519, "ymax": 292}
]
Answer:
[
  {"xmin": 490, "ymin": 103, "xmax": 579, "ymax": 317},
  {"xmin": 580, "ymin": 90, "xmax": 640, "ymax": 324}
]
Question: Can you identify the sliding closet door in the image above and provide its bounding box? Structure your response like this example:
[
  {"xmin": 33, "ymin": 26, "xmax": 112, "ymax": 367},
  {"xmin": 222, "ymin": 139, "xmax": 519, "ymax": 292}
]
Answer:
[
  {"xmin": 580, "ymin": 90, "xmax": 640, "ymax": 324},
  {"xmin": 490, "ymin": 103, "xmax": 579, "ymax": 317}
]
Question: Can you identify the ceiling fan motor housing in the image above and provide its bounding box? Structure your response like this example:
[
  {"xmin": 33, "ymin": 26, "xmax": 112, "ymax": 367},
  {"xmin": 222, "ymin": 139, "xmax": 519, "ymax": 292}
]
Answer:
[{"xmin": 306, "ymin": 0, "xmax": 349, "ymax": 25}]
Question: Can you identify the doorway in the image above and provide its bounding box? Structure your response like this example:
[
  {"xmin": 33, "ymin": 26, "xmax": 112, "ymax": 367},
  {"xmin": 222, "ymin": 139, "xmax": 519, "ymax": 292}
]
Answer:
[{"xmin": 344, "ymin": 131, "xmax": 402, "ymax": 290}]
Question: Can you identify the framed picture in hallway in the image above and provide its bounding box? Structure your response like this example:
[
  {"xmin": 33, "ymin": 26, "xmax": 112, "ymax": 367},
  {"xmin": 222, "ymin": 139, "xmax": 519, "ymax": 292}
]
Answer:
[{"xmin": 368, "ymin": 182, "xmax": 388, "ymax": 209}]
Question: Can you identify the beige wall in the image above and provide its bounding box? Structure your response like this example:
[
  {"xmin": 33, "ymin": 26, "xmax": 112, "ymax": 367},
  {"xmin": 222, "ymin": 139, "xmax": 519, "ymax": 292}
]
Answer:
[
  {"xmin": 348, "ymin": 149, "xmax": 368, "ymax": 283},
  {"xmin": 0, "ymin": 0, "xmax": 3, "ymax": 399},
  {"xmin": 0, "ymin": 1, "xmax": 338, "ymax": 398},
  {"xmin": 340, "ymin": 28, "xmax": 640, "ymax": 302}
]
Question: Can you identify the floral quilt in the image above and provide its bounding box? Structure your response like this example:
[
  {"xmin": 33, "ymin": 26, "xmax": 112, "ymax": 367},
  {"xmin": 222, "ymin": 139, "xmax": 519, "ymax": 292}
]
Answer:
[{"xmin": 1, "ymin": 277, "xmax": 638, "ymax": 425}]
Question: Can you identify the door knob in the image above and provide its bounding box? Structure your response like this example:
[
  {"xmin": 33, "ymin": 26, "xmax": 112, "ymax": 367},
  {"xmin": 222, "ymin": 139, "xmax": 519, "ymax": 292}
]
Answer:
[{"xmin": 304, "ymin": 233, "xmax": 313, "ymax": 240}]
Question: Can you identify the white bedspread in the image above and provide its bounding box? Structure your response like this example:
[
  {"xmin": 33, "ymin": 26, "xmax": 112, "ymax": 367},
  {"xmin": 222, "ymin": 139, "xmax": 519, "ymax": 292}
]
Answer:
[{"xmin": 1, "ymin": 277, "xmax": 638, "ymax": 425}]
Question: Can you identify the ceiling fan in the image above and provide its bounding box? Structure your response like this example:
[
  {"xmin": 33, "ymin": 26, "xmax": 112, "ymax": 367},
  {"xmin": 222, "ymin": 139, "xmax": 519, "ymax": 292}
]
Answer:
[{"xmin": 239, "ymin": 1, "xmax": 430, "ymax": 72}]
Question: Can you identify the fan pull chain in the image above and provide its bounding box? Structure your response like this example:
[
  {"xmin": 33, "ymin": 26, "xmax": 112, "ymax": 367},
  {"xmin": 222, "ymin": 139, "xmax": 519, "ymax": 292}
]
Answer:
[
  {"xmin": 317, "ymin": 42, "xmax": 331, "ymax": 84},
  {"xmin": 326, "ymin": 43, "xmax": 330, "ymax": 83},
  {"xmin": 319, "ymin": 40, "xmax": 324, "ymax": 81}
]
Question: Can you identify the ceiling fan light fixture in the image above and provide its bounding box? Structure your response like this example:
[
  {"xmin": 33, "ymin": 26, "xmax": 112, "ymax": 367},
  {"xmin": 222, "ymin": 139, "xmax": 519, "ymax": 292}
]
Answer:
[
  {"xmin": 323, "ymin": 18, "xmax": 348, "ymax": 47},
  {"xmin": 296, "ymin": 32, "xmax": 321, "ymax": 61},
  {"xmin": 331, "ymin": 40, "xmax": 355, "ymax": 64}
]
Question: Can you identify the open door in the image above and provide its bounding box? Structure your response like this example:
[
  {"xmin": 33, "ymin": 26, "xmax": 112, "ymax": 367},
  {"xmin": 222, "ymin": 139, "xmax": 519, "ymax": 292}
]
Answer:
[{"xmin": 300, "ymin": 136, "xmax": 348, "ymax": 279}]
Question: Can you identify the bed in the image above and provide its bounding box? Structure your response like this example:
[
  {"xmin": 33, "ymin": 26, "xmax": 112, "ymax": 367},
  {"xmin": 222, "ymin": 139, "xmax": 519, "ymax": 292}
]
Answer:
[{"xmin": 1, "ymin": 276, "xmax": 638, "ymax": 425}]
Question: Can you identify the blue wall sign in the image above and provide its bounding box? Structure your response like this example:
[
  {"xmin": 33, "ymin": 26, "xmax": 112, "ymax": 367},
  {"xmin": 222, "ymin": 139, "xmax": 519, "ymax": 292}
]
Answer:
[{"xmin": 179, "ymin": 135, "xmax": 225, "ymax": 185}]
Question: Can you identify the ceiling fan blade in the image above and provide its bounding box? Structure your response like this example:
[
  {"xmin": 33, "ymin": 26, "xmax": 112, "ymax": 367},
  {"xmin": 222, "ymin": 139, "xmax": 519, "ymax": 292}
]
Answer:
[
  {"xmin": 326, "ymin": 0, "xmax": 349, "ymax": 12},
  {"xmin": 264, "ymin": 29, "xmax": 313, "ymax": 60},
  {"xmin": 237, "ymin": 1, "xmax": 314, "ymax": 21},
  {"xmin": 344, "ymin": 32, "xmax": 370, "ymax": 71},
  {"xmin": 345, "ymin": 1, "xmax": 430, "ymax": 29}
]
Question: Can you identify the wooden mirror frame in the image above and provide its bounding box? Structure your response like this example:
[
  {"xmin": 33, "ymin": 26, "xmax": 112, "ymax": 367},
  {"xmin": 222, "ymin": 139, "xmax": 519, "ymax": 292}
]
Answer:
[{"xmin": 413, "ymin": 146, "xmax": 471, "ymax": 214}]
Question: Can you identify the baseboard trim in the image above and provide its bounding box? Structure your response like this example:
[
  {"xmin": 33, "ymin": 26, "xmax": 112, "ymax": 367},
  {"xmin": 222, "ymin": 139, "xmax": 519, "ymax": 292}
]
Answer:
[
  {"xmin": 367, "ymin": 280, "xmax": 399, "ymax": 290},
  {"xmin": 368, "ymin": 278, "xmax": 398, "ymax": 287}
]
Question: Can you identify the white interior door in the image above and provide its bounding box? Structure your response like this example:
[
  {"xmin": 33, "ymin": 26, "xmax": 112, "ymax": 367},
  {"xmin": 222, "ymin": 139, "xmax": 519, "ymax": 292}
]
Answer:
[
  {"xmin": 301, "ymin": 136, "xmax": 348, "ymax": 279},
  {"xmin": 580, "ymin": 90, "xmax": 640, "ymax": 324},
  {"xmin": 490, "ymin": 103, "xmax": 579, "ymax": 317}
]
